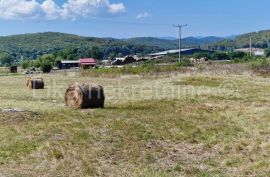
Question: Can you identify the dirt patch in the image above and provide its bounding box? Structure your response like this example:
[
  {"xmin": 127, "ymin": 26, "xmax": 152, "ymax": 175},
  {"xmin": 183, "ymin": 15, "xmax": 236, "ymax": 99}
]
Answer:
[
  {"xmin": 178, "ymin": 103, "xmax": 225, "ymax": 114},
  {"xmin": 197, "ymin": 63, "xmax": 250, "ymax": 75},
  {"xmin": 0, "ymin": 111, "xmax": 42, "ymax": 125},
  {"xmin": 174, "ymin": 76, "xmax": 224, "ymax": 88},
  {"xmin": 94, "ymin": 140, "xmax": 216, "ymax": 176},
  {"xmin": 144, "ymin": 140, "xmax": 215, "ymax": 170}
]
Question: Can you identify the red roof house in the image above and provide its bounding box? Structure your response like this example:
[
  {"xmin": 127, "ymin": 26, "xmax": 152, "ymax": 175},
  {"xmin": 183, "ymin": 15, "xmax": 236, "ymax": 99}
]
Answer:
[{"xmin": 79, "ymin": 58, "xmax": 97, "ymax": 69}]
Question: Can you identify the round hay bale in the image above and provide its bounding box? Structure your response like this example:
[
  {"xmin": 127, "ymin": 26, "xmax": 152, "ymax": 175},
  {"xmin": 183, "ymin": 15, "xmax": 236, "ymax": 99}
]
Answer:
[
  {"xmin": 65, "ymin": 83, "xmax": 105, "ymax": 109},
  {"xmin": 27, "ymin": 77, "xmax": 44, "ymax": 89}
]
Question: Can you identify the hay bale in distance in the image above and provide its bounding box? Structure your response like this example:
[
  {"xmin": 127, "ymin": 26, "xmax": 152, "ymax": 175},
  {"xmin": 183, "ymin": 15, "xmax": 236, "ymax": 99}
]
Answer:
[
  {"xmin": 27, "ymin": 77, "xmax": 44, "ymax": 89},
  {"xmin": 65, "ymin": 83, "xmax": 105, "ymax": 109}
]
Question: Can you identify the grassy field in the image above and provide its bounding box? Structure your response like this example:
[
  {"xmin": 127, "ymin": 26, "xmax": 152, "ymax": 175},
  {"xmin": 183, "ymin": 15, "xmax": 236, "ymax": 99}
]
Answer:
[{"xmin": 0, "ymin": 64, "xmax": 270, "ymax": 176}]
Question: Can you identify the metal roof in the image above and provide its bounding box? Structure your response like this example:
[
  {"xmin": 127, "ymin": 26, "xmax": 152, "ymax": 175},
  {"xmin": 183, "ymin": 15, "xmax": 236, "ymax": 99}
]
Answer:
[
  {"xmin": 61, "ymin": 60, "xmax": 80, "ymax": 64},
  {"xmin": 79, "ymin": 58, "xmax": 97, "ymax": 65},
  {"xmin": 149, "ymin": 48, "xmax": 196, "ymax": 56}
]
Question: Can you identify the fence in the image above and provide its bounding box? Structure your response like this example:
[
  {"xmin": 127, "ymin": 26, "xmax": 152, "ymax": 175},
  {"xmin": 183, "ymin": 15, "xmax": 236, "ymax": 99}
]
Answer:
[{"xmin": 0, "ymin": 67, "xmax": 8, "ymax": 73}]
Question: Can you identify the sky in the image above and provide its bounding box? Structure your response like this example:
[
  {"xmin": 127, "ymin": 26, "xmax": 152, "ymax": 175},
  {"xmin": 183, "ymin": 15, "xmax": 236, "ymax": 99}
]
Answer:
[{"xmin": 0, "ymin": 0, "xmax": 270, "ymax": 38}]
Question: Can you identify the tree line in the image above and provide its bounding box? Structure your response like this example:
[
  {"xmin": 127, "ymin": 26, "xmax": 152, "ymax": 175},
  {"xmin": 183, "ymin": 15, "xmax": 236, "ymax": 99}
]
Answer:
[{"xmin": 0, "ymin": 32, "xmax": 162, "ymax": 67}]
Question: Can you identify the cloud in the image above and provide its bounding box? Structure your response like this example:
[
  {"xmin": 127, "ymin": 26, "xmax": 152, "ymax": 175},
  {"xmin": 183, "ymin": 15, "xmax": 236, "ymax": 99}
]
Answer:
[
  {"xmin": 136, "ymin": 12, "xmax": 151, "ymax": 19},
  {"xmin": 0, "ymin": 0, "xmax": 41, "ymax": 19},
  {"xmin": 0, "ymin": 0, "xmax": 126, "ymax": 20},
  {"xmin": 109, "ymin": 3, "xmax": 125, "ymax": 14},
  {"xmin": 41, "ymin": 0, "xmax": 62, "ymax": 20}
]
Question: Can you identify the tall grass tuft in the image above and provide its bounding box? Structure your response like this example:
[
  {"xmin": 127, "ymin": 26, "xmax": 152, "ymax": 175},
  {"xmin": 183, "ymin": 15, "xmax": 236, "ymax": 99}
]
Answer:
[{"xmin": 250, "ymin": 58, "xmax": 270, "ymax": 75}]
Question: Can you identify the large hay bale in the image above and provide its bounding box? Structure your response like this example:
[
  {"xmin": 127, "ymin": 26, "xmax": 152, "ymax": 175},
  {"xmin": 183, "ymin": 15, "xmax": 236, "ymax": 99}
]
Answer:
[
  {"xmin": 65, "ymin": 83, "xmax": 105, "ymax": 109},
  {"xmin": 27, "ymin": 77, "xmax": 44, "ymax": 89}
]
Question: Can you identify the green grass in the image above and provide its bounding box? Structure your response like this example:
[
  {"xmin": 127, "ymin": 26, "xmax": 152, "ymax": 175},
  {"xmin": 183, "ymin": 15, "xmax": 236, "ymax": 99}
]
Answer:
[
  {"xmin": 174, "ymin": 76, "xmax": 225, "ymax": 87},
  {"xmin": 81, "ymin": 64, "xmax": 188, "ymax": 77},
  {"xmin": 0, "ymin": 66, "xmax": 270, "ymax": 176},
  {"xmin": 249, "ymin": 58, "xmax": 270, "ymax": 75}
]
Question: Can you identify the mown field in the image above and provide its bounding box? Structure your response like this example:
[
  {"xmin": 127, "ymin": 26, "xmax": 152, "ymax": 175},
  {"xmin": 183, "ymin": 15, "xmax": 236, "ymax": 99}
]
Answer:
[{"xmin": 0, "ymin": 64, "xmax": 270, "ymax": 177}]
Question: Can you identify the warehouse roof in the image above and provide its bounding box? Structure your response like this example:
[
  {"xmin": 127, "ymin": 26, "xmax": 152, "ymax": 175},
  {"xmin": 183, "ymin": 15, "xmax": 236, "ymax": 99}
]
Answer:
[
  {"xmin": 149, "ymin": 48, "xmax": 196, "ymax": 56},
  {"xmin": 61, "ymin": 60, "xmax": 80, "ymax": 64}
]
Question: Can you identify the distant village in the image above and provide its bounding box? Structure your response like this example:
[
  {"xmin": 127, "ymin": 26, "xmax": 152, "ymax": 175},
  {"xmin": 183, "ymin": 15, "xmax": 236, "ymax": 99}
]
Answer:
[
  {"xmin": 55, "ymin": 48, "xmax": 208, "ymax": 70},
  {"xmin": 57, "ymin": 47, "xmax": 265, "ymax": 70},
  {"xmin": 0, "ymin": 46, "xmax": 266, "ymax": 74}
]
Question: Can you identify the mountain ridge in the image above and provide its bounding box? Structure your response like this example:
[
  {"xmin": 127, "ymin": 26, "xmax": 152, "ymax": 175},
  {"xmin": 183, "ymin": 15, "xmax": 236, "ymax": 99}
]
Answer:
[
  {"xmin": 0, "ymin": 32, "xmax": 225, "ymax": 60},
  {"xmin": 0, "ymin": 30, "xmax": 270, "ymax": 62},
  {"xmin": 204, "ymin": 30, "xmax": 270, "ymax": 50}
]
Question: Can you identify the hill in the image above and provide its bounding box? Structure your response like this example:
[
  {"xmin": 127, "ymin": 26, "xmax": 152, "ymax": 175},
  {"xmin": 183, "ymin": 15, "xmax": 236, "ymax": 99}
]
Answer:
[
  {"xmin": 125, "ymin": 36, "xmax": 224, "ymax": 49},
  {"xmin": 182, "ymin": 36, "xmax": 224, "ymax": 47},
  {"xmin": 124, "ymin": 37, "xmax": 178, "ymax": 49},
  {"xmin": 0, "ymin": 32, "xmax": 162, "ymax": 61},
  {"xmin": 2, "ymin": 29, "xmax": 270, "ymax": 62},
  {"xmin": 0, "ymin": 32, "xmax": 225, "ymax": 64},
  {"xmin": 205, "ymin": 30, "xmax": 270, "ymax": 50}
]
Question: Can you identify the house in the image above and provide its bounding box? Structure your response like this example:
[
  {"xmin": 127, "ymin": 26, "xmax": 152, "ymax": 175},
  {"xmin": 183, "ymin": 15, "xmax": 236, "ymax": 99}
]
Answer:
[
  {"xmin": 57, "ymin": 60, "xmax": 80, "ymax": 69},
  {"xmin": 57, "ymin": 58, "xmax": 97, "ymax": 70},
  {"xmin": 235, "ymin": 48, "xmax": 265, "ymax": 56},
  {"xmin": 79, "ymin": 58, "xmax": 97, "ymax": 69}
]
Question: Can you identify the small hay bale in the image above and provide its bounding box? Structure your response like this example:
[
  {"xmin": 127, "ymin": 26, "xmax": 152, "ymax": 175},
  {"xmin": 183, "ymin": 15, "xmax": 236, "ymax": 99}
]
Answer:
[
  {"xmin": 65, "ymin": 83, "xmax": 105, "ymax": 109},
  {"xmin": 27, "ymin": 77, "xmax": 44, "ymax": 89}
]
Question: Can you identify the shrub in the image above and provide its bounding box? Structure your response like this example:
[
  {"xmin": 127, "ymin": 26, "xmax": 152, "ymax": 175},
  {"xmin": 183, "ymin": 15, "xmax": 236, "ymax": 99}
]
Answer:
[
  {"xmin": 230, "ymin": 51, "xmax": 247, "ymax": 59},
  {"xmin": 250, "ymin": 58, "xmax": 269, "ymax": 68},
  {"xmin": 193, "ymin": 52, "xmax": 211, "ymax": 59},
  {"xmin": 41, "ymin": 62, "xmax": 52, "ymax": 73},
  {"xmin": 265, "ymin": 49, "xmax": 270, "ymax": 57},
  {"xmin": 250, "ymin": 58, "xmax": 270, "ymax": 75},
  {"xmin": 176, "ymin": 59, "xmax": 194, "ymax": 67},
  {"xmin": 211, "ymin": 52, "xmax": 230, "ymax": 60},
  {"xmin": 233, "ymin": 55, "xmax": 253, "ymax": 63},
  {"xmin": 21, "ymin": 60, "xmax": 31, "ymax": 69}
]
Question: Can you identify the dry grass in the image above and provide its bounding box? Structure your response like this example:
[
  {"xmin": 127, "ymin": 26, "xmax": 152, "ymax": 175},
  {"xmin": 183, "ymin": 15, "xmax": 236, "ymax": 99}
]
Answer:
[{"xmin": 0, "ymin": 65, "xmax": 270, "ymax": 176}]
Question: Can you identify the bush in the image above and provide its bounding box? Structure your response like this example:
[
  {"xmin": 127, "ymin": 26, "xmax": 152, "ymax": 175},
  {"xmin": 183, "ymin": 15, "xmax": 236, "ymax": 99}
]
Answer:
[
  {"xmin": 265, "ymin": 49, "xmax": 270, "ymax": 57},
  {"xmin": 249, "ymin": 58, "xmax": 270, "ymax": 75},
  {"xmin": 250, "ymin": 58, "xmax": 269, "ymax": 68},
  {"xmin": 230, "ymin": 51, "xmax": 247, "ymax": 59},
  {"xmin": 21, "ymin": 60, "xmax": 31, "ymax": 69},
  {"xmin": 211, "ymin": 52, "xmax": 230, "ymax": 60},
  {"xmin": 193, "ymin": 52, "xmax": 211, "ymax": 59},
  {"xmin": 41, "ymin": 62, "xmax": 52, "ymax": 73},
  {"xmin": 176, "ymin": 58, "xmax": 194, "ymax": 67}
]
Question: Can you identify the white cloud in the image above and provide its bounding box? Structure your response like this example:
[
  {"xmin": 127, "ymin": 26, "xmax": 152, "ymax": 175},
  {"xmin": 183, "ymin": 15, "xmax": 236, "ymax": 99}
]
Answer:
[
  {"xmin": 0, "ymin": 0, "xmax": 41, "ymax": 19},
  {"xmin": 109, "ymin": 3, "xmax": 125, "ymax": 14},
  {"xmin": 136, "ymin": 12, "xmax": 151, "ymax": 19},
  {"xmin": 0, "ymin": 0, "xmax": 126, "ymax": 20},
  {"xmin": 41, "ymin": 0, "xmax": 62, "ymax": 20}
]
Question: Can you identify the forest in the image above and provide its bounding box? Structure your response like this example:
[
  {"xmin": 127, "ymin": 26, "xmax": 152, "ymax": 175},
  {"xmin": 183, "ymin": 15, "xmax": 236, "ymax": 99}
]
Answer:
[{"xmin": 2, "ymin": 30, "xmax": 270, "ymax": 66}]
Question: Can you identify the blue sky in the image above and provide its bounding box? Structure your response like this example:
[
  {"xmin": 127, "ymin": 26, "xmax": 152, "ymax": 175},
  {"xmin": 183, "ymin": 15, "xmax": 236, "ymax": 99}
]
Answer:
[{"xmin": 0, "ymin": 0, "xmax": 270, "ymax": 38}]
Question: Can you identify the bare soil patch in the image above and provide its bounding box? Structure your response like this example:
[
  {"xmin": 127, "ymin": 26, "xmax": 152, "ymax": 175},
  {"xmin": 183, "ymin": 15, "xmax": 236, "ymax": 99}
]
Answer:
[{"xmin": 0, "ymin": 111, "xmax": 42, "ymax": 125}]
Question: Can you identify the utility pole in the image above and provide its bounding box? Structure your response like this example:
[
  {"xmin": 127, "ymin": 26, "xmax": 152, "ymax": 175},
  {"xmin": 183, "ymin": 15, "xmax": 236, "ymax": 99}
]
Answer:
[
  {"xmin": 249, "ymin": 36, "xmax": 252, "ymax": 57},
  {"xmin": 174, "ymin": 24, "xmax": 187, "ymax": 63}
]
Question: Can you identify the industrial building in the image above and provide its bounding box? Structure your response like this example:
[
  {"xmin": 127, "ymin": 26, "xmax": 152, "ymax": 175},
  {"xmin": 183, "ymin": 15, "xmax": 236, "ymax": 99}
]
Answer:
[
  {"xmin": 57, "ymin": 60, "xmax": 80, "ymax": 69},
  {"xmin": 57, "ymin": 58, "xmax": 97, "ymax": 69},
  {"xmin": 235, "ymin": 48, "xmax": 265, "ymax": 56},
  {"xmin": 149, "ymin": 48, "xmax": 214, "ymax": 57}
]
